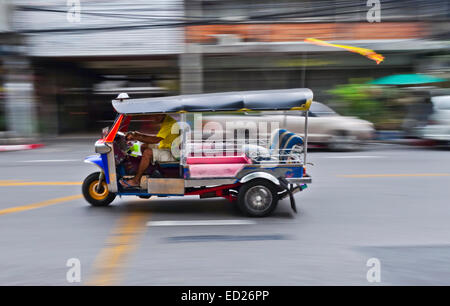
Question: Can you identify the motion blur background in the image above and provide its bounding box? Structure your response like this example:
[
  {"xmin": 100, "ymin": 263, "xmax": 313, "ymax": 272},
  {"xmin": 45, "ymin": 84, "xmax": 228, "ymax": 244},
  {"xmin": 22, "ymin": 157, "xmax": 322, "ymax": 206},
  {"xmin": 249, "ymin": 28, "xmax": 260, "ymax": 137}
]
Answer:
[
  {"xmin": 1, "ymin": 0, "xmax": 450, "ymax": 286},
  {"xmin": 0, "ymin": 0, "xmax": 449, "ymax": 139}
]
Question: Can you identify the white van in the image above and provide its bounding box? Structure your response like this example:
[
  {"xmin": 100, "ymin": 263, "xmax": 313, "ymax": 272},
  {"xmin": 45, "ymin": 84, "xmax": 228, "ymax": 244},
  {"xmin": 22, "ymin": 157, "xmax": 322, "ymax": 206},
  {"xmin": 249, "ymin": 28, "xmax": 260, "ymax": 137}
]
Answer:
[{"xmin": 420, "ymin": 95, "xmax": 450, "ymax": 144}]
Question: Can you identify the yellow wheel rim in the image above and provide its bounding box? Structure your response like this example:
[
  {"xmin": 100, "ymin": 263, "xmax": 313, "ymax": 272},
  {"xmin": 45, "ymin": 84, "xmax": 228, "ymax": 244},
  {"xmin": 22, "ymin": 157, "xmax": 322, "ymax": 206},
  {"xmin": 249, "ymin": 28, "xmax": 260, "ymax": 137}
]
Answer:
[{"xmin": 88, "ymin": 180, "xmax": 109, "ymax": 201}]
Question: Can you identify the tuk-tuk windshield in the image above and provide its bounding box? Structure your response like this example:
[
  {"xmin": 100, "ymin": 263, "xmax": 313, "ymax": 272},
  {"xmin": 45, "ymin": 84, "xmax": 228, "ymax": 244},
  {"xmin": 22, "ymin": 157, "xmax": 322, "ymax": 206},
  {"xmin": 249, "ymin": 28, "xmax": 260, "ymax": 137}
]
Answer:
[{"xmin": 117, "ymin": 114, "xmax": 178, "ymax": 135}]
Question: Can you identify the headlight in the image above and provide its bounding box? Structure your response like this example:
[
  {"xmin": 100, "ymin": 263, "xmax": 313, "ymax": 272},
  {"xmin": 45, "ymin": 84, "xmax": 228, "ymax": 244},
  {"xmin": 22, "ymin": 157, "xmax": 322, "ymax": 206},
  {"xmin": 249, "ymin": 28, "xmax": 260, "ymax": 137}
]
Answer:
[{"xmin": 95, "ymin": 141, "xmax": 111, "ymax": 154}]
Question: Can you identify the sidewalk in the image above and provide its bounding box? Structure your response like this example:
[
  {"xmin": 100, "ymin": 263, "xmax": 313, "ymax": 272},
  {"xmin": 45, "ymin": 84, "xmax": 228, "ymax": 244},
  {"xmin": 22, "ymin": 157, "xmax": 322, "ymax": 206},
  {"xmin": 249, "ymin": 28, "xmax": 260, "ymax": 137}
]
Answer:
[
  {"xmin": 0, "ymin": 131, "xmax": 43, "ymax": 152},
  {"xmin": 0, "ymin": 132, "xmax": 99, "ymax": 152}
]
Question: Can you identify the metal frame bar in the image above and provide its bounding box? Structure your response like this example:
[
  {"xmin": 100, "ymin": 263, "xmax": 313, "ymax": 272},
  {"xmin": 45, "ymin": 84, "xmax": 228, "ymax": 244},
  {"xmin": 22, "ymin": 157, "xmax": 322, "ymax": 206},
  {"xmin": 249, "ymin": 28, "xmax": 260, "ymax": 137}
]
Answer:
[
  {"xmin": 180, "ymin": 113, "xmax": 187, "ymax": 167},
  {"xmin": 185, "ymin": 183, "xmax": 241, "ymax": 202},
  {"xmin": 106, "ymin": 146, "xmax": 118, "ymax": 192},
  {"xmin": 304, "ymin": 109, "xmax": 309, "ymax": 165},
  {"xmin": 105, "ymin": 114, "xmax": 124, "ymax": 143}
]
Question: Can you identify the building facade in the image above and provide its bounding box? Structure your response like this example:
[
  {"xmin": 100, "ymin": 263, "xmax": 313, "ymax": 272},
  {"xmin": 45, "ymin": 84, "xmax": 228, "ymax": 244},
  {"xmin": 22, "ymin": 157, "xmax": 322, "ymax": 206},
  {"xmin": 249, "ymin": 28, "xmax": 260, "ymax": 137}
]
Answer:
[
  {"xmin": 1, "ymin": 0, "xmax": 449, "ymax": 135},
  {"xmin": 184, "ymin": 0, "xmax": 450, "ymax": 100},
  {"xmin": 9, "ymin": 0, "xmax": 185, "ymax": 134}
]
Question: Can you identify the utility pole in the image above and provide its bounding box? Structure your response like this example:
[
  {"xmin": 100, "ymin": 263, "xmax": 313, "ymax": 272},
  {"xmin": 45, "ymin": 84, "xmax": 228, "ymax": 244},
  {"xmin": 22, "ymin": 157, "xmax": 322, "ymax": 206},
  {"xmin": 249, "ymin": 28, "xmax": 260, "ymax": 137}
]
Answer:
[
  {"xmin": 180, "ymin": 0, "xmax": 203, "ymax": 94},
  {"xmin": 1, "ymin": 0, "xmax": 37, "ymax": 137}
]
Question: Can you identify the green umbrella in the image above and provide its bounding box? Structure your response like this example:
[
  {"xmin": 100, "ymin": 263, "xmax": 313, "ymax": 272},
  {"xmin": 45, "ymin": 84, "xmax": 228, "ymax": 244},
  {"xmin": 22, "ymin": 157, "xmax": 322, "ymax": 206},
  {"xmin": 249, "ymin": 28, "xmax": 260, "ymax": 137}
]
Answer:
[{"xmin": 369, "ymin": 74, "xmax": 446, "ymax": 85}]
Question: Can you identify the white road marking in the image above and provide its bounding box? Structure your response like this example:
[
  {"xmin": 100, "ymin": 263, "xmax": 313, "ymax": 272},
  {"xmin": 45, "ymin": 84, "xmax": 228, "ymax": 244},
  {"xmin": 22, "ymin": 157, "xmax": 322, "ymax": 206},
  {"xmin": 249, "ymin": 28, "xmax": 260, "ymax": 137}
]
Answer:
[
  {"xmin": 147, "ymin": 220, "xmax": 257, "ymax": 227},
  {"xmin": 19, "ymin": 159, "xmax": 79, "ymax": 163},
  {"xmin": 316, "ymin": 155, "xmax": 384, "ymax": 159}
]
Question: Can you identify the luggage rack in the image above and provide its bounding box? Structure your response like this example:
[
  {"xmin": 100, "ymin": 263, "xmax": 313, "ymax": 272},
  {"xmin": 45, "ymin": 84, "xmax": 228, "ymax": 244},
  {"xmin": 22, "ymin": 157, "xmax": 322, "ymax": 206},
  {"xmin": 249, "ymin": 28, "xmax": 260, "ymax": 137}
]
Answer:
[{"xmin": 185, "ymin": 139, "xmax": 305, "ymax": 165}]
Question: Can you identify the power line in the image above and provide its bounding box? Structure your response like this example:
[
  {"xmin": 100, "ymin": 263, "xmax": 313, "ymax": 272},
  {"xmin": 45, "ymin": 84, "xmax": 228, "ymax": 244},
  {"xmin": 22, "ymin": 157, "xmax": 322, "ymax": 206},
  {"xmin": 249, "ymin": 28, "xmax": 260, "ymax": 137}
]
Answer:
[{"xmin": 13, "ymin": 0, "xmax": 446, "ymax": 35}]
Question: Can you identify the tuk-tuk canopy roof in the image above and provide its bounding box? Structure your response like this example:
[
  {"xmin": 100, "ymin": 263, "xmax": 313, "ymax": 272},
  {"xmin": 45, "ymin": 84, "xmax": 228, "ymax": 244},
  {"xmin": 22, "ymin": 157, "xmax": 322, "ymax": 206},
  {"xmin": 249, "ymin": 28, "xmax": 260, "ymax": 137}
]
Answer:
[{"xmin": 112, "ymin": 88, "xmax": 313, "ymax": 114}]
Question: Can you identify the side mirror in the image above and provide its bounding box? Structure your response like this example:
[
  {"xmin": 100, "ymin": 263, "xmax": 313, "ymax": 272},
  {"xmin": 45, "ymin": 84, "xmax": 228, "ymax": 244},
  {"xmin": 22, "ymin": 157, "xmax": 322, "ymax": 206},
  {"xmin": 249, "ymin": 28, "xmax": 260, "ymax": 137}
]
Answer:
[{"xmin": 102, "ymin": 127, "xmax": 109, "ymax": 138}]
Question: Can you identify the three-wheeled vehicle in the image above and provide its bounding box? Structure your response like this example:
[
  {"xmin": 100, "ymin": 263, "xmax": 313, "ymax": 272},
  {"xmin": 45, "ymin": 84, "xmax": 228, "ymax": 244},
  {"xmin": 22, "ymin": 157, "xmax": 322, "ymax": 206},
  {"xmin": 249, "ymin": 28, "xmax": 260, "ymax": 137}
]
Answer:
[{"xmin": 82, "ymin": 88, "xmax": 313, "ymax": 217}]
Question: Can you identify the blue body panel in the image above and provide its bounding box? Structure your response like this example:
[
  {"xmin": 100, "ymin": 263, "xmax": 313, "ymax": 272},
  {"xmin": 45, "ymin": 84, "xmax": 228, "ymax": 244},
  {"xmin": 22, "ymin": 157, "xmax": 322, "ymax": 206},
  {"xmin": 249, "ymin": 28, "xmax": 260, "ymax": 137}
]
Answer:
[
  {"xmin": 85, "ymin": 154, "xmax": 110, "ymax": 183},
  {"xmin": 285, "ymin": 166, "xmax": 304, "ymax": 178},
  {"xmin": 239, "ymin": 165, "xmax": 304, "ymax": 179}
]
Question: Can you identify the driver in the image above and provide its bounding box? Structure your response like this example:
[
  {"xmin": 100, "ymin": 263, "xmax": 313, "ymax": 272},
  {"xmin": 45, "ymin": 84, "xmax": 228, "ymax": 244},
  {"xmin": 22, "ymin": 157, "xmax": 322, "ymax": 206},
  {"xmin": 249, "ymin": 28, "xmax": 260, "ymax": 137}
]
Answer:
[{"xmin": 119, "ymin": 114, "xmax": 178, "ymax": 188}]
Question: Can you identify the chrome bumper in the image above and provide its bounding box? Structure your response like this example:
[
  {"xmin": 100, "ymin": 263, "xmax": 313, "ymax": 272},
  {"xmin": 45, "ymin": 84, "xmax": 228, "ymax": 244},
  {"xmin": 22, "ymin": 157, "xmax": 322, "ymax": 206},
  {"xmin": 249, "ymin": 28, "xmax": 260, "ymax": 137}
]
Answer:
[{"xmin": 286, "ymin": 176, "xmax": 312, "ymax": 184}]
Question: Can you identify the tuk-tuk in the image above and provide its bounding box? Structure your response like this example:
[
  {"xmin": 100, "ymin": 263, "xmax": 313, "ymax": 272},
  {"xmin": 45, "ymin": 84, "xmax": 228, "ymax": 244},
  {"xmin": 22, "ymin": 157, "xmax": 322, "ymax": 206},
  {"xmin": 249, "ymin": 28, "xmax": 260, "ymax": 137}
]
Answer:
[{"xmin": 82, "ymin": 88, "xmax": 313, "ymax": 217}]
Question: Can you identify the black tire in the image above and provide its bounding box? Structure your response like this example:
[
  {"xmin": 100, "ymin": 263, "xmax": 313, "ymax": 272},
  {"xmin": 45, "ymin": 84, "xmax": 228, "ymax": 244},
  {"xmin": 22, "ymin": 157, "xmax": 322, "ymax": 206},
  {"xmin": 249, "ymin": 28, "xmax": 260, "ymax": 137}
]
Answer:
[
  {"xmin": 237, "ymin": 179, "xmax": 279, "ymax": 217},
  {"xmin": 82, "ymin": 172, "xmax": 116, "ymax": 207},
  {"xmin": 139, "ymin": 195, "xmax": 152, "ymax": 199}
]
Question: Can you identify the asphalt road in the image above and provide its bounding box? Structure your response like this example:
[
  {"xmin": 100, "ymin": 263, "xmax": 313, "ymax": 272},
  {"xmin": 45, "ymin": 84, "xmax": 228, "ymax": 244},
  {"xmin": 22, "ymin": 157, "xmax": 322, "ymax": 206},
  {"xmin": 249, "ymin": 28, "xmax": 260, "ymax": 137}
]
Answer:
[{"xmin": 0, "ymin": 140, "xmax": 450, "ymax": 285}]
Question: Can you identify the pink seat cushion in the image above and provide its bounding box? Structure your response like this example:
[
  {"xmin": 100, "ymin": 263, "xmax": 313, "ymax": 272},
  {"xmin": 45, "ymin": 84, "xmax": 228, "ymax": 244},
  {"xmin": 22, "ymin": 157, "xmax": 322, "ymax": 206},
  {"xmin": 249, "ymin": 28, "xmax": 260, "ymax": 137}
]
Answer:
[
  {"xmin": 186, "ymin": 155, "xmax": 252, "ymax": 165},
  {"xmin": 189, "ymin": 164, "xmax": 246, "ymax": 178}
]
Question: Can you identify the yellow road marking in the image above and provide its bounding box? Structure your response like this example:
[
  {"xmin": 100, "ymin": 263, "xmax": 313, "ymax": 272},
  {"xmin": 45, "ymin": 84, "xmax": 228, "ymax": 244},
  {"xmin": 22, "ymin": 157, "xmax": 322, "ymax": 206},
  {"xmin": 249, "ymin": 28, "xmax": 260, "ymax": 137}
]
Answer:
[
  {"xmin": 87, "ymin": 211, "xmax": 148, "ymax": 286},
  {"xmin": 0, "ymin": 180, "xmax": 21, "ymax": 183},
  {"xmin": 0, "ymin": 194, "xmax": 83, "ymax": 216},
  {"xmin": 0, "ymin": 181, "xmax": 82, "ymax": 186},
  {"xmin": 338, "ymin": 173, "xmax": 450, "ymax": 178}
]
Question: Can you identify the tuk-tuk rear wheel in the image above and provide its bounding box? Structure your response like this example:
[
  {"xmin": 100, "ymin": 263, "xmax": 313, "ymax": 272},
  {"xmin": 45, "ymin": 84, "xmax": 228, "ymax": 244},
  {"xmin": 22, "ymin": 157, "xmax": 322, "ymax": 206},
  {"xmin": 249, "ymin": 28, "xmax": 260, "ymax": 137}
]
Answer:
[
  {"xmin": 82, "ymin": 172, "xmax": 116, "ymax": 207},
  {"xmin": 237, "ymin": 179, "xmax": 279, "ymax": 217}
]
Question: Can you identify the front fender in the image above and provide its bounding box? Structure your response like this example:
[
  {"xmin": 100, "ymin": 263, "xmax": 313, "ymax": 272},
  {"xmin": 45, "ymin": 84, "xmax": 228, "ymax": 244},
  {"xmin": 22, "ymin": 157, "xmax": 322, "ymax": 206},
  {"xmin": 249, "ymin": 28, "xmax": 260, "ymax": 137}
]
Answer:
[{"xmin": 84, "ymin": 154, "xmax": 110, "ymax": 183}]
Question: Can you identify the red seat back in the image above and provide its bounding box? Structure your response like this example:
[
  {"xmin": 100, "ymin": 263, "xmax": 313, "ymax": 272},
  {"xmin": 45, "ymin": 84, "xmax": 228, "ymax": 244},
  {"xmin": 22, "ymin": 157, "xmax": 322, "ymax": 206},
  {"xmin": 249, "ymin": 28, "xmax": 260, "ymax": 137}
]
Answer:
[{"xmin": 186, "ymin": 155, "xmax": 252, "ymax": 165}]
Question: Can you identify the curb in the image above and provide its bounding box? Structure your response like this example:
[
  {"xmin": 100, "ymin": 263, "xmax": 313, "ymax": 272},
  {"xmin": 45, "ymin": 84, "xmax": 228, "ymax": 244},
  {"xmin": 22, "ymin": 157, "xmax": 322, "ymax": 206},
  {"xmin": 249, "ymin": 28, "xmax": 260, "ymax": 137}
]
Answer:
[
  {"xmin": 0, "ymin": 143, "xmax": 45, "ymax": 152},
  {"xmin": 371, "ymin": 139, "xmax": 437, "ymax": 146}
]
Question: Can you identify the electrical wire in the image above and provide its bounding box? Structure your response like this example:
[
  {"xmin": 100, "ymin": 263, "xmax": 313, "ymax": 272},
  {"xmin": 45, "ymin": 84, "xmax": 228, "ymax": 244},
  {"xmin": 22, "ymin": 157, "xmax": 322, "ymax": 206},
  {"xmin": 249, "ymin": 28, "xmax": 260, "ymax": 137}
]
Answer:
[{"xmin": 13, "ymin": 0, "xmax": 447, "ymax": 35}]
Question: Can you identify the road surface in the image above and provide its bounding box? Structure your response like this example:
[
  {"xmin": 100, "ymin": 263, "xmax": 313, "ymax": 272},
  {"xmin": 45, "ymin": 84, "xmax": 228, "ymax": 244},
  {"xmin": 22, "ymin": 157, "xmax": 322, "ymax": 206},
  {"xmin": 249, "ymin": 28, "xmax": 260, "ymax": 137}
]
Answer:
[{"xmin": 0, "ymin": 139, "xmax": 449, "ymax": 285}]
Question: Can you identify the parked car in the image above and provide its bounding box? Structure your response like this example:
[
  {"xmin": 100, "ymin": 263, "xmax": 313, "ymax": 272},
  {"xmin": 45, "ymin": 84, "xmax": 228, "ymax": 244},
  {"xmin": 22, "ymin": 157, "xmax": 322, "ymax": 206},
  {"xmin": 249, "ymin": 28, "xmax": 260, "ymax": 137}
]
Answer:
[
  {"xmin": 418, "ymin": 95, "xmax": 450, "ymax": 145},
  {"xmin": 202, "ymin": 101, "xmax": 374, "ymax": 151}
]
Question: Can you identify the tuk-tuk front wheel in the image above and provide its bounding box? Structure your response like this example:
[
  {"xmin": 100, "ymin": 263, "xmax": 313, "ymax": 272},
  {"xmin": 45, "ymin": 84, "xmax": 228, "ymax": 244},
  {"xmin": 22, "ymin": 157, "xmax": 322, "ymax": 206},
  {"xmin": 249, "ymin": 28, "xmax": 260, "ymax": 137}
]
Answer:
[
  {"xmin": 238, "ymin": 179, "xmax": 279, "ymax": 217},
  {"xmin": 82, "ymin": 172, "xmax": 116, "ymax": 207}
]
